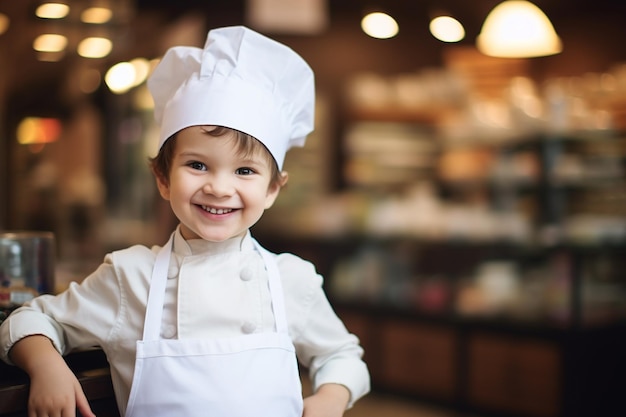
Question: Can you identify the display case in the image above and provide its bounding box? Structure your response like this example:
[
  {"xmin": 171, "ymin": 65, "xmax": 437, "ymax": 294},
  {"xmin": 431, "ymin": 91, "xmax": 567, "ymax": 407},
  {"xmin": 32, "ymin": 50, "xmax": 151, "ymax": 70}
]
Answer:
[
  {"xmin": 260, "ymin": 116, "xmax": 626, "ymax": 417},
  {"xmin": 253, "ymin": 66, "xmax": 626, "ymax": 416}
]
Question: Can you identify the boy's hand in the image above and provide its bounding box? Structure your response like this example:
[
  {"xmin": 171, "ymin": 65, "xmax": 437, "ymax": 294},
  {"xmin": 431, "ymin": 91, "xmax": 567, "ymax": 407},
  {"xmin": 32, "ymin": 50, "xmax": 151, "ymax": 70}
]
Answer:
[
  {"xmin": 27, "ymin": 357, "xmax": 95, "ymax": 417},
  {"xmin": 9, "ymin": 335, "xmax": 96, "ymax": 417},
  {"xmin": 302, "ymin": 383, "xmax": 350, "ymax": 417}
]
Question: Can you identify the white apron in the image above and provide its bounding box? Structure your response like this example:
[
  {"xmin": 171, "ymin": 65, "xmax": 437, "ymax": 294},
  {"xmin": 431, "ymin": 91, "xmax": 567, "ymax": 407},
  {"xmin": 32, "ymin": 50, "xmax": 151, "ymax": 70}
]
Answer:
[{"xmin": 124, "ymin": 235, "xmax": 304, "ymax": 417}]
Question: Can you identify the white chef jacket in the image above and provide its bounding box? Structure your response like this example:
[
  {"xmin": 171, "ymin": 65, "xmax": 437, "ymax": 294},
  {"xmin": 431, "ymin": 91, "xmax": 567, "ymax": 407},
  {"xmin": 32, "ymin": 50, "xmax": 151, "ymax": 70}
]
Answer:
[{"xmin": 0, "ymin": 228, "xmax": 370, "ymax": 415}]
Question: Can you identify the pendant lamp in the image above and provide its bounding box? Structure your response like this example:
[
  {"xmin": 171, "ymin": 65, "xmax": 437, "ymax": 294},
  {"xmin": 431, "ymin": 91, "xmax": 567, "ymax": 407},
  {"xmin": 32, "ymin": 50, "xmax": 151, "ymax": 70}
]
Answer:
[{"xmin": 476, "ymin": 0, "xmax": 562, "ymax": 58}]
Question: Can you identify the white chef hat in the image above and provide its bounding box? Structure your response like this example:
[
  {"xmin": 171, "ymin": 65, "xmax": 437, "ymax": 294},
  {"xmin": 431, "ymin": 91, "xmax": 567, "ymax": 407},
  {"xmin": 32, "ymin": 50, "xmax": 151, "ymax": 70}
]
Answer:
[{"xmin": 148, "ymin": 25, "xmax": 315, "ymax": 169}]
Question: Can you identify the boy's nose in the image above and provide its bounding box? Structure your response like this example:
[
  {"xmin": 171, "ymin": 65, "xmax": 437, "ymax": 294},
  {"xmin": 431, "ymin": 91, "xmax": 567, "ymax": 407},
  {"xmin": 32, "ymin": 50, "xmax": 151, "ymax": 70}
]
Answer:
[{"xmin": 203, "ymin": 174, "xmax": 234, "ymax": 197}]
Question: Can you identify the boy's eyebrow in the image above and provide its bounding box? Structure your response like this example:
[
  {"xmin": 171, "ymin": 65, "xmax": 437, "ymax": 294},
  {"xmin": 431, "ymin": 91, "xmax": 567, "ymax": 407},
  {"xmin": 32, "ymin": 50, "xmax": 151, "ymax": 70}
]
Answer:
[
  {"xmin": 237, "ymin": 157, "xmax": 267, "ymax": 167},
  {"xmin": 177, "ymin": 148, "xmax": 211, "ymax": 156},
  {"xmin": 177, "ymin": 151, "xmax": 205, "ymax": 158}
]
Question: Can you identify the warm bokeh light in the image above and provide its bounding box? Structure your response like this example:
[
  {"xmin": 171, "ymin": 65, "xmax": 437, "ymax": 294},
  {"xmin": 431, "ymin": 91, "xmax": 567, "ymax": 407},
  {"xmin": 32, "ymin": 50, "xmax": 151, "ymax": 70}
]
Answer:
[
  {"xmin": 104, "ymin": 58, "xmax": 152, "ymax": 94},
  {"xmin": 81, "ymin": 7, "xmax": 113, "ymax": 24},
  {"xmin": 149, "ymin": 58, "xmax": 161, "ymax": 73},
  {"xmin": 133, "ymin": 85, "xmax": 155, "ymax": 111},
  {"xmin": 17, "ymin": 117, "xmax": 62, "ymax": 145},
  {"xmin": 35, "ymin": 3, "xmax": 70, "ymax": 19},
  {"xmin": 130, "ymin": 58, "xmax": 150, "ymax": 87},
  {"xmin": 105, "ymin": 62, "xmax": 136, "ymax": 93},
  {"xmin": 0, "ymin": 13, "xmax": 9, "ymax": 36},
  {"xmin": 33, "ymin": 34, "xmax": 68, "ymax": 52},
  {"xmin": 77, "ymin": 37, "xmax": 113, "ymax": 58},
  {"xmin": 361, "ymin": 12, "xmax": 399, "ymax": 39},
  {"xmin": 429, "ymin": 16, "xmax": 465, "ymax": 43},
  {"xmin": 477, "ymin": 0, "xmax": 562, "ymax": 58}
]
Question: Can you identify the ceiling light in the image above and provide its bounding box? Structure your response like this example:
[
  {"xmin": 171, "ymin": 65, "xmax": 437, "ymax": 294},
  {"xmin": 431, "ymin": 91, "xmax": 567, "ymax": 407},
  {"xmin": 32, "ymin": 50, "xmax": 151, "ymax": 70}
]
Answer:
[
  {"xmin": 130, "ymin": 58, "xmax": 150, "ymax": 87},
  {"xmin": 81, "ymin": 7, "xmax": 113, "ymax": 24},
  {"xmin": 361, "ymin": 12, "xmax": 398, "ymax": 39},
  {"xmin": 33, "ymin": 33, "xmax": 68, "ymax": 52},
  {"xmin": 105, "ymin": 62, "xmax": 136, "ymax": 94},
  {"xmin": 430, "ymin": 16, "xmax": 465, "ymax": 43},
  {"xmin": 36, "ymin": 3, "xmax": 70, "ymax": 19},
  {"xmin": 477, "ymin": 0, "xmax": 562, "ymax": 58},
  {"xmin": 77, "ymin": 37, "xmax": 112, "ymax": 58},
  {"xmin": 0, "ymin": 13, "xmax": 10, "ymax": 35}
]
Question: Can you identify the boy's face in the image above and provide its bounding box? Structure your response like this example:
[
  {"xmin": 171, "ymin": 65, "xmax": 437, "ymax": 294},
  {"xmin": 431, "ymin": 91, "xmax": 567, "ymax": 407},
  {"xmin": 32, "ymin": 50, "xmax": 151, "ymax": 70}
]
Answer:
[{"xmin": 156, "ymin": 126, "xmax": 282, "ymax": 242}]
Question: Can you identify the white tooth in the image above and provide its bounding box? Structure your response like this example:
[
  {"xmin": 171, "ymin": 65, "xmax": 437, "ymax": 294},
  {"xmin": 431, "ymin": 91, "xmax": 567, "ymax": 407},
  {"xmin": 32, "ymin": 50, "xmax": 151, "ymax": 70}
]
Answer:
[{"xmin": 201, "ymin": 206, "xmax": 232, "ymax": 214}]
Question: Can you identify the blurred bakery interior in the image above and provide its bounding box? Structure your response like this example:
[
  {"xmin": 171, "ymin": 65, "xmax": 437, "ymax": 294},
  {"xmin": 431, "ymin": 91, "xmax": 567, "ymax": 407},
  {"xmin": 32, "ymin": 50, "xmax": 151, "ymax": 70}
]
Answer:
[{"xmin": 1, "ymin": 1, "xmax": 625, "ymax": 416}]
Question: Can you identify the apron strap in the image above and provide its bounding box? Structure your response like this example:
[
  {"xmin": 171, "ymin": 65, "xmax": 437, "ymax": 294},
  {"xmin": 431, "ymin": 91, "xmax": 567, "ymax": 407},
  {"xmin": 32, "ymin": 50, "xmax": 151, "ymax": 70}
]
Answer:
[
  {"xmin": 251, "ymin": 238, "xmax": 289, "ymax": 335},
  {"xmin": 143, "ymin": 235, "xmax": 174, "ymax": 341}
]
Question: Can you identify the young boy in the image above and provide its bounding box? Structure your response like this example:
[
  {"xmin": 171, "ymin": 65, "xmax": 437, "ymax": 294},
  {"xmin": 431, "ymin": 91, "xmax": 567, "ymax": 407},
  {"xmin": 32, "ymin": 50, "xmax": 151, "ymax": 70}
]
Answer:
[{"xmin": 0, "ymin": 26, "xmax": 370, "ymax": 417}]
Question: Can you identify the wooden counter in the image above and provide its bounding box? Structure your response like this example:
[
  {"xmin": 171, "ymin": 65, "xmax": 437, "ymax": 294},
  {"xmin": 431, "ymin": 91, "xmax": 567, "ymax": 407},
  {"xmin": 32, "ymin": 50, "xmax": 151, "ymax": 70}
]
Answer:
[{"xmin": 0, "ymin": 349, "xmax": 120, "ymax": 417}]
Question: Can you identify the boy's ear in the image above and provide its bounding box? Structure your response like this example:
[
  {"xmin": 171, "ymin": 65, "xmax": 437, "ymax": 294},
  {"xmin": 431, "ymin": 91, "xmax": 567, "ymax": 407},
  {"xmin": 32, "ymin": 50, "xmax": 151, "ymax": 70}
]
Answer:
[
  {"xmin": 278, "ymin": 171, "xmax": 289, "ymax": 187},
  {"xmin": 264, "ymin": 171, "xmax": 288, "ymax": 209},
  {"xmin": 155, "ymin": 173, "xmax": 171, "ymax": 200}
]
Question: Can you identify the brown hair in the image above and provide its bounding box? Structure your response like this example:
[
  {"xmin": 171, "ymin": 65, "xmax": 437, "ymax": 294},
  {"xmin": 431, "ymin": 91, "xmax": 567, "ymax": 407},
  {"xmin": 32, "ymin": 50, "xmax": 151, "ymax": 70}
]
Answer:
[{"xmin": 149, "ymin": 126, "xmax": 284, "ymax": 187}]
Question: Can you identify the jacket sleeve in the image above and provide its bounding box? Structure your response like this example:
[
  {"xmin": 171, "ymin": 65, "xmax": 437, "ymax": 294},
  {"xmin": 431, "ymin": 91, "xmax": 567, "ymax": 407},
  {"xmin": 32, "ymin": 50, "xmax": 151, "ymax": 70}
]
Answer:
[
  {"xmin": 278, "ymin": 253, "xmax": 371, "ymax": 408},
  {"xmin": 0, "ymin": 254, "xmax": 123, "ymax": 364}
]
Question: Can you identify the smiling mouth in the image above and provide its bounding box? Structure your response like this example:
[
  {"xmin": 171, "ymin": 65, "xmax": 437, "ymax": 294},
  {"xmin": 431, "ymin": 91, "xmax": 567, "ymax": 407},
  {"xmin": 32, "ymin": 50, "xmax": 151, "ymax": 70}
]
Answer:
[{"xmin": 201, "ymin": 205, "xmax": 234, "ymax": 215}]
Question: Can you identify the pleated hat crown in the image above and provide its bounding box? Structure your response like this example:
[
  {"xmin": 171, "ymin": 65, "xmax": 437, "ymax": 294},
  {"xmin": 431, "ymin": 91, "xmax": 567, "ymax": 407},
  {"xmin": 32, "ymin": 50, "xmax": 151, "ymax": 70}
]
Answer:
[{"xmin": 148, "ymin": 26, "xmax": 315, "ymax": 169}]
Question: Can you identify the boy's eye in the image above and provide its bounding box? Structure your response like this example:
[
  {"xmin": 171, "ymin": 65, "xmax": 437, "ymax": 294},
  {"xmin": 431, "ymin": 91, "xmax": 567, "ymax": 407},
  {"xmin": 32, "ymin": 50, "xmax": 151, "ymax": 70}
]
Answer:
[
  {"xmin": 236, "ymin": 167, "xmax": 255, "ymax": 175},
  {"xmin": 188, "ymin": 161, "xmax": 206, "ymax": 171}
]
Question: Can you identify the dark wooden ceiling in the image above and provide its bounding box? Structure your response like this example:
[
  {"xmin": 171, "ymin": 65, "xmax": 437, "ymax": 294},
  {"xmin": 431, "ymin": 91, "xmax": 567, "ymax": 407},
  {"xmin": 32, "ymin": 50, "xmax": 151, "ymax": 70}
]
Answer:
[{"xmin": 1, "ymin": 0, "xmax": 625, "ymax": 119}]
